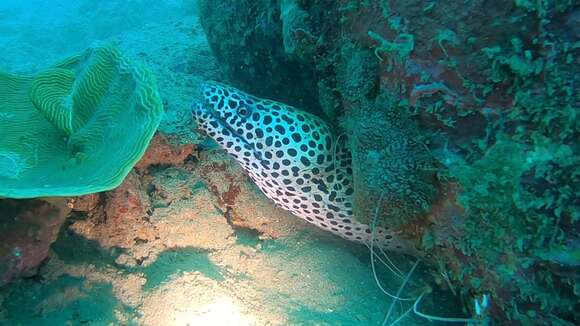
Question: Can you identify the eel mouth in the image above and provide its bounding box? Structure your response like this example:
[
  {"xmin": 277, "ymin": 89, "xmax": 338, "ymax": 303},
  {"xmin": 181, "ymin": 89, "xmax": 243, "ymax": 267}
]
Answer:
[
  {"xmin": 194, "ymin": 84, "xmax": 266, "ymax": 165},
  {"xmin": 196, "ymin": 97, "xmax": 255, "ymax": 152}
]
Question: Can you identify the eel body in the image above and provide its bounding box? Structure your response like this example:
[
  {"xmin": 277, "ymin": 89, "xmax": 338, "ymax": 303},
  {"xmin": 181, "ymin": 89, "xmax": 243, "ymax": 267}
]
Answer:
[{"xmin": 193, "ymin": 82, "xmax": 406, "ymax": 251}]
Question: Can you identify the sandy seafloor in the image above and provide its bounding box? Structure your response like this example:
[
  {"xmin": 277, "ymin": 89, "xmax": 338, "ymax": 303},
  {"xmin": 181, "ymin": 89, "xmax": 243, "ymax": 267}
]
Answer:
[{"xmin": 0, "ymin": 1, "xmax": 447, "ymax": 325}]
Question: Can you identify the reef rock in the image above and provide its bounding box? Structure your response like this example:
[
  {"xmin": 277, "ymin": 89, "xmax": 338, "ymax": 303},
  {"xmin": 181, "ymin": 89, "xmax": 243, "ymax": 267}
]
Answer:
[
  {"xmin": 197, "ymin": 0, "xmax": 320, "ymax": 113},
  {"xmin": 135, "ymin": 134, "xmax": 196, "ymax": 169},
  {"xmin": 0, "ymin": 199, "xmax": 70, "ymax": 286}
]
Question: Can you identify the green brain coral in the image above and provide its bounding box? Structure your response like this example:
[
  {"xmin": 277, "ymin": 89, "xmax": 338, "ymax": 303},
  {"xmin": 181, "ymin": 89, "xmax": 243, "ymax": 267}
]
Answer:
[{"xmin": 0, "ymin": 45, "xmax": 163, "ymax": 198}]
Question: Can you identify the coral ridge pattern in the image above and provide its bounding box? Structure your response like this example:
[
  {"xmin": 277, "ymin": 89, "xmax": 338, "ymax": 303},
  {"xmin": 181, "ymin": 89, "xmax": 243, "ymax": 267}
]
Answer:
[{"xmin": 0, "ymin": 45, "xmax": 163, "ymax": 198}]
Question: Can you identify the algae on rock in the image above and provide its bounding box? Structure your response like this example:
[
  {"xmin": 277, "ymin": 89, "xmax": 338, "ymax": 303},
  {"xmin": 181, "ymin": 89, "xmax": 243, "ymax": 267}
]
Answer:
[{"xmin": 0, "ymin": 45, "xmax": 163, "ymax": 198}]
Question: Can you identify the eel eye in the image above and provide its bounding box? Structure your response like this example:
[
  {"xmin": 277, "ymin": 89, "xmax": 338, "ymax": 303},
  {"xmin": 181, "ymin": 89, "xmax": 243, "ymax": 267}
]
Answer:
[{"xmin": 238, "ymin": 105, "xmax": 252, "ymax": 118}]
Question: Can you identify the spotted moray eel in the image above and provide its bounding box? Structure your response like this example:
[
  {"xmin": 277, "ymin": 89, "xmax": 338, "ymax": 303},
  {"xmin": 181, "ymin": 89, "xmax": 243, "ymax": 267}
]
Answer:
[{"xmin": 193, "ymin": 82, "xmax": 405, "ymax": 251}]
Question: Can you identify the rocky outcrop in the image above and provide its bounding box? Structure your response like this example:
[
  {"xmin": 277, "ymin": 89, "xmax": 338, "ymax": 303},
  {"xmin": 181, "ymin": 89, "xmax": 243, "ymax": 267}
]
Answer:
[{"xmin": 0, "ymin": 199, "xmax": 70, "ymax": 286}]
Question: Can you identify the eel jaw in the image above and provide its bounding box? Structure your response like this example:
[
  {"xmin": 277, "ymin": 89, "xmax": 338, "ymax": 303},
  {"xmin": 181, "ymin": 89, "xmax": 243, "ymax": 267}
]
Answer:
[{"xmin": 193, "ymin": 101, "xmax": 258, "ymax": 158}]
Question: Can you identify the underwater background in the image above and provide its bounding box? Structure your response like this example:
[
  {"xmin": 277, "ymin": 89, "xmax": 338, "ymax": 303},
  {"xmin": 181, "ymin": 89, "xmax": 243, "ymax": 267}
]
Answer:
[{"xmin": 0, "ymin": 0, "xmax": 578, "ymax": 325}]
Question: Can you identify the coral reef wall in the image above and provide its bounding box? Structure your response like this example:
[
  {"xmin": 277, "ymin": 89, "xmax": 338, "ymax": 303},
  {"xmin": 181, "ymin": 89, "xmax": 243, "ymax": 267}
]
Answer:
[
  {"xmin": 197, "ymin": 0, "xmax": 580, "ymax": 323},
  {"xmin": 197, "ymin": 0, "xmax": 321, "ymax": 113}
]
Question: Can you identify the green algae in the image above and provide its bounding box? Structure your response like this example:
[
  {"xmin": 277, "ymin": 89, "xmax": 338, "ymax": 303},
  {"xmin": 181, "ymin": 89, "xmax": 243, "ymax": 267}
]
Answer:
[{"xmin": 415, "ymin": 1, "xmax": 579, "ymax": 321}]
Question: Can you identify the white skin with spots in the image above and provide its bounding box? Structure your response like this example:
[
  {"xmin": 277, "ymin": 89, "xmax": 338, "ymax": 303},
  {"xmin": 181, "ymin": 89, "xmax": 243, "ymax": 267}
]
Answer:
[{"xmin": 193, "ymin": 82, "xmax": 405, "ymax": 251}]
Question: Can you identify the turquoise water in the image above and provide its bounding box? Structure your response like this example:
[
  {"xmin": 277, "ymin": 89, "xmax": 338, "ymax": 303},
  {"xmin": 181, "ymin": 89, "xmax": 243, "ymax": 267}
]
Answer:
[{"xmin": 1, "ymin": 1, "xmax": 577, "ymax": 325}]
